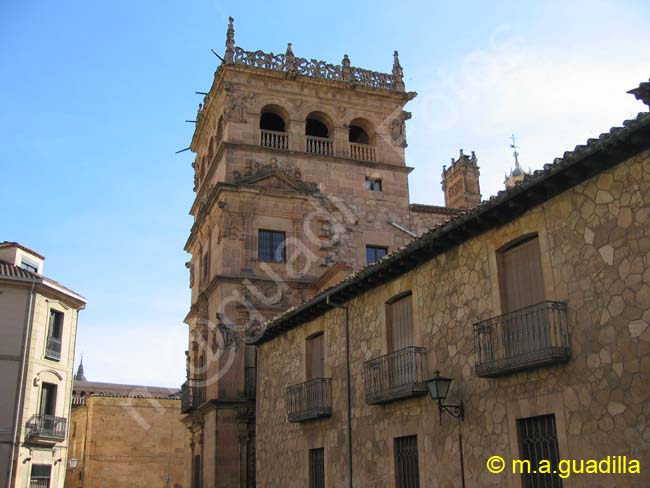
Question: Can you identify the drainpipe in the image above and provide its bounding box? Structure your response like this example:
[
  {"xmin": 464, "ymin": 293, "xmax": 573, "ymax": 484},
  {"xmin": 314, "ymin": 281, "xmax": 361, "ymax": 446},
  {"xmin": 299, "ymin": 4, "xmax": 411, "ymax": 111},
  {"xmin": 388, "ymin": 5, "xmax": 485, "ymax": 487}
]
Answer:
[
  {"xmin": 7, "ymin": 282, "xmax": 36, "ymax": 488},
  {"xmin": 326, "ymin": 296, "xmax": 352, "ymax": 488}
]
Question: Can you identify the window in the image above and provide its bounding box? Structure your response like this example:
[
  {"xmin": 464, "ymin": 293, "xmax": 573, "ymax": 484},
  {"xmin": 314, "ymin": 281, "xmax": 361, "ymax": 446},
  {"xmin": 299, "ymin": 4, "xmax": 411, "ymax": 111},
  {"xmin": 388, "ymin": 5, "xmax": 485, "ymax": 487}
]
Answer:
[
  {"xmin": 40, "ymin": 383, "xmax": 57, "ymax": 416},
  {"xmin": 20, "ymin": 260, "xmax": 38, "ymax": 273},
  {"xmin": 517, "ymin": 414, "xmax": 562, "ymax": 488},
  {"xmin": 258, "ymin": 230, "xmax": 286, "ymax": 263},
  {"xmin": 386, "ymin": 293, "xmax": 414, "ymax": 352},
  {"xmin": 306, "ymin": 333, "xmax": 324, "ymax": 380},
  {"xmin": 201, "ymin": 249, "xmax": 210, "ymax": 283},
  {"xmin": 48, "ymin": 310, "xmax": 63, "ymax": 340},
  {"xmin": 260, "ymin": 111, "xmax": 285, "ymax": 132},
  {"xmin": 394, "ymin": 436, "xmax": 419, "ymax": 488},
  {"xmin": 309, "ymin": 448, "xmax": 325, "ymax": 488},
  {"xmin": 365, "ymin": 178, "xmax": 382, "ymax": 192},
  {"xmin": 46, "ymin": 310, "xmax": 63, "ymax": 360},
  {"xmin": 30, "ymin": 464, "xmax": 51, "ymax": 488},
  {"xmin": 498, "ymin": 235, "xmax": 545, "ymax": 313},
  {"xmin": 349, "ymin": 125, "xmax": 369, "ymax": 144},
  {"xmin": 192, "ymin": 454, "xmax": 202, "ymax": 488},
  {"xmin": 366, "ymin": 245, "xmax": 387, "ymax": 264}
]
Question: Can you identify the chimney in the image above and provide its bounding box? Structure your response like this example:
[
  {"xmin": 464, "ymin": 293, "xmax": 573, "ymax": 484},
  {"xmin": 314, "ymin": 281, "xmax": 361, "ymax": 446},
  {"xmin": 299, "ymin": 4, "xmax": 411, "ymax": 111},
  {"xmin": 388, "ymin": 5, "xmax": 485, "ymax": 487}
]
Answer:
[{"xmin": 441, "ymin": 150, "xmax": 481, "ymax": 210}]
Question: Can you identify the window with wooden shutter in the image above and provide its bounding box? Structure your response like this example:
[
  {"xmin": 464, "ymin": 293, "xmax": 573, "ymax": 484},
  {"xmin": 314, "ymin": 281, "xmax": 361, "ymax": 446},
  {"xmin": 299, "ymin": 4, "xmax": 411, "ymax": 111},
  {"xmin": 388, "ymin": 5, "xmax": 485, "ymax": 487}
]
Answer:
[
  {"xmin": 386, "ymin": 293, "xmax": 414, "ymax": 352},
  {"xmin": 306, "ymin": 333, "xmax": 324, "ymax": 379},
  {"xmin": 394, "ymin": 435, "xmax": 420, "ymax": 488},
  {"xmin": 498, "ymin": 235, "xmax": 545, "ymax": 313}
]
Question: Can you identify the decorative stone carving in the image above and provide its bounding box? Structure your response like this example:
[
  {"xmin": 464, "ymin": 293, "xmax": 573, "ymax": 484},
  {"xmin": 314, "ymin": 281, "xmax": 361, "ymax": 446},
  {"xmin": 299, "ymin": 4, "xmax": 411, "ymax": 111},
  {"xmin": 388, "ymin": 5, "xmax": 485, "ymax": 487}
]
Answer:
[
  {"xmin": 390, "ymin": 110, "xmax": 411, "ymax": 147},
  {"xmin": 224, "ymin": 93, "xmax": 254, "ymax": 123}
]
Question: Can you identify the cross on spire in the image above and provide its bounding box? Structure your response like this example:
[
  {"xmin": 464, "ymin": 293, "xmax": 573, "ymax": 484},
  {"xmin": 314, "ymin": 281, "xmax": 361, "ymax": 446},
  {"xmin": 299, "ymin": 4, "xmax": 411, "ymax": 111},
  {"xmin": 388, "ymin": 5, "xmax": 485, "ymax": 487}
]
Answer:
[{"xmin": 510, "ymin": 133, "xmax": 520, "ymax": 168}]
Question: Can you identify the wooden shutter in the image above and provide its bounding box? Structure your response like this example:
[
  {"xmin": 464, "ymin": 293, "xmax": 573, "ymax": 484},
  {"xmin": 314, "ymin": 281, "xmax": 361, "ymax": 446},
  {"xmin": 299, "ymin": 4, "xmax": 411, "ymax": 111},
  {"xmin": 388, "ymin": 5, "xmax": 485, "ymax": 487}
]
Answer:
[
  {"xmin": 500, "ymin": 237, "xmax": 545, "ymax": 313},
  {"xmin": 40, "ymin": 383, "xmax": 57, "ymax": 416},
  {"xmin": 306, "ymin": 334, "xmax": 324, "ymax": 379},
  {"xmin": 387, "ymin": 294, "xmax": 414, "ymax": 352}
]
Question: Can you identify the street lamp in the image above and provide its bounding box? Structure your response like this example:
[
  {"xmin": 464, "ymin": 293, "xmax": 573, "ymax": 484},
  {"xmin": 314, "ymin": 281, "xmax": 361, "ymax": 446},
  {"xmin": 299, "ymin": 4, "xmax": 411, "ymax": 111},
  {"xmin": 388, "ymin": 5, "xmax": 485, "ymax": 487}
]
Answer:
[
  {"xmin": 69, "ymin": 457, "xmax": 78, "ymax": 471},
  {"xmin": 424, "ymin": 370, "xmax": 465, "ymax": 488}
]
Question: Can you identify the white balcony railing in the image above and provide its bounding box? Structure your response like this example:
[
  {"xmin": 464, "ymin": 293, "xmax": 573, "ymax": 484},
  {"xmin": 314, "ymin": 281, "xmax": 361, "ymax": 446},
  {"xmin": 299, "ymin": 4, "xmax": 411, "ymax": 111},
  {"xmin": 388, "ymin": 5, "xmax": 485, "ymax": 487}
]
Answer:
[
  {"xmin": 349, "ymin": 142, "xmax": 376, "ymax": 161},
  {"xmin": 306, "ymin": 135, "xmax": 333, "ymax": 156},
  {"xmin": 260, "ymin": 130, "xmax": 288, "ymax": 150}
]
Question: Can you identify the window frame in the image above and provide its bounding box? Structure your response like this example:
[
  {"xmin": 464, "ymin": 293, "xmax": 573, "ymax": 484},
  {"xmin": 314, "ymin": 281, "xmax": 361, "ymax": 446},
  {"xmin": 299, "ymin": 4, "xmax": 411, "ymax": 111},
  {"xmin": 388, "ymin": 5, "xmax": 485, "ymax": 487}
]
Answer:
[
  {"xmin": 257, "ymin": 229, "xmax": 287, "ymax": 263},
  {"xmin": 308, "ymin": 447, "xmax": 325, "ymax": 488},
  {"xmin": 366, "ymin": 245, "xmax": 388, "ymax": 264},
  {"xmin": 365, "ymin": 177, "xmax": 382, "ymax": 192},
  {"xmin": 394, "ymin": 435, "xmax": 420, "ymax": 488}
]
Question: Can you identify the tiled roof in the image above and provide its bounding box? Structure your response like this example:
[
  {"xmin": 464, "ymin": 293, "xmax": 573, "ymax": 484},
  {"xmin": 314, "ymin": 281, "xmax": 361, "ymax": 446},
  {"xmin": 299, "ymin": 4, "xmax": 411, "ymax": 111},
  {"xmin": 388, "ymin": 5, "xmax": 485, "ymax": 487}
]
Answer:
[
  {"xmin": 253, "ymin": 111, "xmax": 650, "ymax": 345},
  {"xmin": 409, "ymin": 203, "xmax": 462, "ymax": 215},
  {"xmin": 0, "ymin": 241, "xmax": 45, "ymax": 260},
  {"xmin": 0, "ymin": 260, "xmax": 40, "ymax": 280}
]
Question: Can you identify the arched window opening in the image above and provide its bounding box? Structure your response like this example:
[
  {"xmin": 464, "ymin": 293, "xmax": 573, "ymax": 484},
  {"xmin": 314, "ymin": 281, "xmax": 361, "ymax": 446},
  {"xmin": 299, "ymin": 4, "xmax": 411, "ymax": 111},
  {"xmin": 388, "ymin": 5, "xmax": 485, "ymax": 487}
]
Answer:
[
  {"xmin": 349, "ymin": 125, "xmax": 369, "ymax": 144},
  {"xmin": 260, "ymin": 112, "xmax": 286, "ymax": 132},
  {"xmin": 306, "ymin": 119, "xmax": 329, "ymax": 138},
  {"xmin": 305, "ymin": 113, "xmax": 333, "ymax": 155}
]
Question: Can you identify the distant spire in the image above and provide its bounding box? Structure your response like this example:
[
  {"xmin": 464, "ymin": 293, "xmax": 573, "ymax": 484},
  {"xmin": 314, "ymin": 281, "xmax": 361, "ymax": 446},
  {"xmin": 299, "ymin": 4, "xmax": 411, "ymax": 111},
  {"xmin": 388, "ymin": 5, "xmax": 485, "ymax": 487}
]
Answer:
[
  {"xmin": 74, "ymin": 355, "xmax": 87, "ymax": 382},
  {"xmin": 510, "ymin": 133, "xmax": 520, "ymax": 168},
  {"xmin": 224, "ymin": 16, "xmax": 235, "ymax": 63}
]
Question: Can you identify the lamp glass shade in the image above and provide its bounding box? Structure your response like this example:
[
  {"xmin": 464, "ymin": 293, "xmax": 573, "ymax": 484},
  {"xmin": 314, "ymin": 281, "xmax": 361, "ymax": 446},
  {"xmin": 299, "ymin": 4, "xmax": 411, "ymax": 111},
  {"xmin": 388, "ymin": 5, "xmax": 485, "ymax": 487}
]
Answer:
[
  {"xmin": 425, "ymin": 371, "xmax": 452, "ymax": 402},
  {"xmin": 69, "ymin": 458, "xmax": 78, "ymax": 469}
]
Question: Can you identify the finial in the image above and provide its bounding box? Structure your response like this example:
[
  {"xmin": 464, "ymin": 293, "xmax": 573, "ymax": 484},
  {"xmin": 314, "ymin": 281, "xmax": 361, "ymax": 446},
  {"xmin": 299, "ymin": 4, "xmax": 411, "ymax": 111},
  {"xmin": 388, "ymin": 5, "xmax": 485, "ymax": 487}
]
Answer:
[
  {"xmin": 341, "ymin": 54, "xmax": 351, "ymax": 81},
  {"xmin": 459, "ymin": 149, "xmax": 464, "ymax": 158},
  {"xmin": 224, "ymin": 16, "xmax": 235, "ymax": 63},
  {"xmin": 510, "ymin": 133, "xmax": 520, "ymax": 168},
  {"xmin": 392, "ymin": 50, "xmax": 404, "ymax": 91},
  {"xmin": 471, "ymin": 150, "xmax": 477, "ymax": 161}
]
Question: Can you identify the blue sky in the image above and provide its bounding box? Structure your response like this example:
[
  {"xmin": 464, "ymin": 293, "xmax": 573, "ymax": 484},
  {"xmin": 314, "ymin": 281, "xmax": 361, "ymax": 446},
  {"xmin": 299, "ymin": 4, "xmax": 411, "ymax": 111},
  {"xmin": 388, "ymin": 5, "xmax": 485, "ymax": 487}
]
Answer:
[{"xmin": 1, "ymin": 0, "xmax": 648, "ymax": 386}]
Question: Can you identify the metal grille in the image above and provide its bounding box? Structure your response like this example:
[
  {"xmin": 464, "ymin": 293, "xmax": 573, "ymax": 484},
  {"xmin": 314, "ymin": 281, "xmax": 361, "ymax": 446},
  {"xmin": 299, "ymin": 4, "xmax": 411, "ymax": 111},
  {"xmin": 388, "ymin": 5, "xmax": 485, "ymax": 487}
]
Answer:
[
  {"xmin": 286, "ymin": 378, "xmax": 332, "ymax": 422},
  {"xmin": 364, "ymin": 347, "xmax": 428, "ymax": 405},
  {"xmin": 30, "ymin": 464, "xmax": 51, "ymax": 488},
  {"xmin": 25, "ymin": 414, "xmax": 67, "ymax": 440},
  {"xmin": 517, "ymin": 415, "xmax": 563, "ymax": 488},
  {"xmin": 473, "ymin": 301, "xmax": 570, "ymax": 377},
  {"xmin": 309, "ymin": 448, "xmax": 325, "ymax": 488},
  {"xmin": 258, "ymin": 230, "xmax": 286, "ymax": 262},
  {"xmin": 394, "ymin": 436, "xmax": 420, "ymax": 488}
]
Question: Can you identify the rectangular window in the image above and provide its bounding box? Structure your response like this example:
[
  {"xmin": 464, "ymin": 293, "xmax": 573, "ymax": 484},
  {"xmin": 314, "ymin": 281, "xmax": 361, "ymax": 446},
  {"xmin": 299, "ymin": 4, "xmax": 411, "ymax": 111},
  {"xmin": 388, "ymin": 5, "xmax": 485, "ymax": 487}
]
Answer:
[
  {"xmin": 258, "ymin": 230, "xmax": 286, "ymax": 263},
  {"xmin": 309, "ymin": 448, "xmax": 325, "ymax": 488},
  {"xmin": 193, "ymin": 454, "xmax": 202, "ymax": 488},
  {"xmin": 40, "ymin": 383, "xmax": 57, "ymax": 416},
  {"xmin": 48, "ymin": 310, "xmax": 63, "ymax": 339},
  {"xmin": 21, "ymin": 260, "xmax": 38, "ymax": 273},
  {"xmin": 386, "ymin": 293, "xmax": 414, "ymax": 352},
  {"xmin": 306, "ymin": 333, "xmax": 325, "ymax": 380},
  {"xmin": 498, "ymin": 235, "xmax": 545, "ymax": 313},
  {"xmin": 365, "ymin": 178, "xmax": 382, "ymax": 191},
  {"xmin": 30, "ymin": 464, "xmax": 51, "ymax": 488},
  {"xmin": 394, "ymin": 436, "xmax": 420, "ymax": 488},
  {"xmin": 366, "ymin": 245, "xmax": 388, "ymax": 265},
  {"xmin": 517, "ymin": 414, "xmax": 562, "ymax": 488}
]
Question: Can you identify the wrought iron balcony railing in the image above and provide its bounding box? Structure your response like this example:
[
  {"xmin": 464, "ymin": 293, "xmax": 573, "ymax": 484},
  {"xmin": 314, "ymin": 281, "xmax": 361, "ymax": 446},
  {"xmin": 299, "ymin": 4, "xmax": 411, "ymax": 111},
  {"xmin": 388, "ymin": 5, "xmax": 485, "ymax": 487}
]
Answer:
[
  {"xmin": 25, "ymin": 414, "xmax": 67, "ymax": 441},
  {"xmin": 364, "ymin": 346, "xmax": 428, "ymax": 405},
  {"xmin": 45, "ymin": 336, "xmax": 62, "ymax": 361},
  {"xmin": 286, "ymin": 378, "xmax": 332, "ymax": 422},
  {"xmin": 306, "ymin": 135, "xmax": 333, "ymax": 156},
  {"xmin": 260, "ymin": 129, "xmax": 288, "ymax": 150},
  {"xmin": 473, "ymin": 301, "xmax": 570, "ymax": 378}
]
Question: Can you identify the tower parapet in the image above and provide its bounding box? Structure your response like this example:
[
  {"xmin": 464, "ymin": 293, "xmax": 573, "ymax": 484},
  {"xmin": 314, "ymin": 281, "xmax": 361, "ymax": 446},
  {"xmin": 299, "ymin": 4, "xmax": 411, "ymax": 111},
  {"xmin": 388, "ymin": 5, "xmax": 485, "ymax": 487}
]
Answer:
[
  {"xmin": 221, "ymin": 17, "xmax": 404, "ymax": 92},
  {"xmin": 441, "ymin": 149, "xmax": 481, "ymax": 209}
]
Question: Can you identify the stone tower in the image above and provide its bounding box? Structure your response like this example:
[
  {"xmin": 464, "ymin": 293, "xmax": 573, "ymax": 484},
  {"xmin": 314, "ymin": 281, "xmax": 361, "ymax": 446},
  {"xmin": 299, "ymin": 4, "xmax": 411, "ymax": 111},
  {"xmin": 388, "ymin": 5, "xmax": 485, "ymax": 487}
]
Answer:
[
  {"xmin": 180, "ymin": 17, "xmax": 456, "ymax": 488},
  {"xmin": 441, "ymin": 149, "xmax": 481, "ymax": 209}
]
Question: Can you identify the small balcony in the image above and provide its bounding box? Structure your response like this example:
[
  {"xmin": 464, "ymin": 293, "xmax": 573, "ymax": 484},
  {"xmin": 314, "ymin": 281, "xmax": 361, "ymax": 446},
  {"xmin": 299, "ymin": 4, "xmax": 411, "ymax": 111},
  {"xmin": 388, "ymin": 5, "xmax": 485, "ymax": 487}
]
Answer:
[
  {"xmin": 473, "ymin": 301, "xmax": 570, "ymax": 378},
  {"xmin": 25, "ymin": 414, "xmax": 67, "ymax": 442},
  {"xmin": 286, "ymin": 378, "xmax": 332, "ymax": 423},
  {"xmin": 306, "ymin": 135, "xmax": 333, "ymax": 156},
  {"xmin": 45, "ymin": 336, "xmax": 61, "ymax": 361},
  {"xmin": 349, "ymin": 142, "xmax": 376, "ymax": 161},
  {"xmin": 364, "ymin": 347, "xmax": 428, "ymax": 405},
  {"xmin": 260, "ymin": 129, "xmax": 288, "ymax": 150},
  {"xmin": 180, "ymin": 382, "xmax": 205, "ymax": 414}
]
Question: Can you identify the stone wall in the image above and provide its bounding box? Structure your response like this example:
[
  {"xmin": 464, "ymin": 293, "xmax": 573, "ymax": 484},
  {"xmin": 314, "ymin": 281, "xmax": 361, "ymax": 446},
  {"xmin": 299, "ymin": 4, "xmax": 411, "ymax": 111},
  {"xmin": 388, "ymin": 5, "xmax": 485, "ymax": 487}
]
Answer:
[
  {"xmin": 256, "ymin": 149, "xmax": 650, "ymax": 487},
  {"xmin": 66, "ymin": 397, "xmax": 185, "ymax": 488}
]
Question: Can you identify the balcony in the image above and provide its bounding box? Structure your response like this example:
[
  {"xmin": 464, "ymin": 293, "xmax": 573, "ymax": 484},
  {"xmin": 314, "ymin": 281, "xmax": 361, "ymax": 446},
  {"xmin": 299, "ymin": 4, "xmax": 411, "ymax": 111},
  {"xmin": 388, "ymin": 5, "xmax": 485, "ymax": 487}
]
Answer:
[
  {"xmin": 349, "ymin": 142, "xmax": 376, "ymax": 161},
  {"xmin": 473, "ymin": 301, "xmax": 570, "ymax": 378},
  {"xmin": 180, "ymin": 382, "xmax": 205, "ymax": 414},
  {"xmin": 260, "ymin": 129, "xmax": 288, "ymax": 150},
  {"xmin": 306, "ymin": 135, "xmax": 333, "ymax": 156},
  {"xmin": 25, "ymin": 414, "xmax": 67, "ymax": 442},
  {"xmin": 364, "ymin": 347, "xmax": 428, "ymax": 405},
  {"xmin": 45, "ymin": 336, "xmax": 61, "ymax": 361},
  {"xmin": 286, "ymin": 378, "xmax": 332, "ymax": 422}
]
